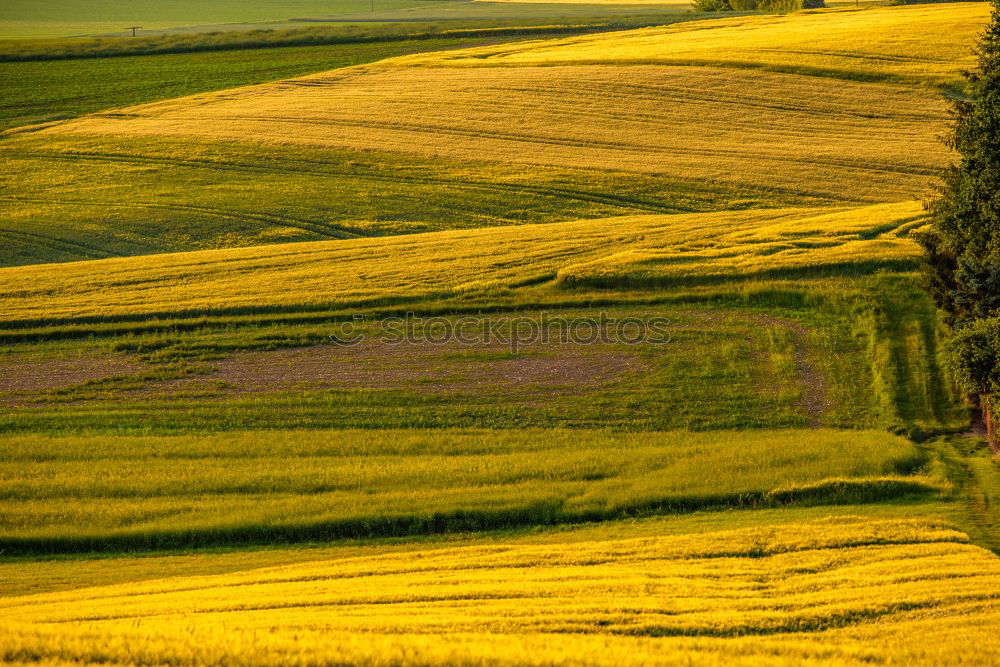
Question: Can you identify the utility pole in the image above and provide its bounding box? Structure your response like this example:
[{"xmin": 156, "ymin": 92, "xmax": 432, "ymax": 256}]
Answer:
[{"xmin": 126, "ymin": 26, "xmax": 141, "ymax": 37}]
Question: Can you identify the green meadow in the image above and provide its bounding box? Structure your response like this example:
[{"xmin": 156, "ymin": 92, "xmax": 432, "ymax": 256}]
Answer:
[
  {"xmin": 0, "ymin": 0, "xmax": 431, "ymax": 39},
  {"xmin": 0, "ymin": 428, "xmax": 936, "ymax": 553},
  {"xmin": 0, "ymin": 0, "xmax": 694, "ymax": 39}
]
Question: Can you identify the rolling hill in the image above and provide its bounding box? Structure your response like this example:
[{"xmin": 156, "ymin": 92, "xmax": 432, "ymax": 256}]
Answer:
[
  {"xmin": 1, "ymin": 4, "xmax": 986, "ymax": 266},
  {"xmin": 0, "ymin": 202, "xmax": 924, "ymax": 323}
]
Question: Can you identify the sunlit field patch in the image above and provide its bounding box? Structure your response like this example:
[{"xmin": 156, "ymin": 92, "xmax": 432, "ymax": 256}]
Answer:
[
  {"xmin": 33, "ymin": 64, "xmax": 951, "ymax": 203},
  {"xmin": 2, "ymin": 4, "xmax": 983, "ymax": 266},
  {"xmin": 0, "ymin": 135, "xmax": 814, "ymax": 267},
  {"xmin": 0, "ymin": 202, "xmax": 964, "ymax": 434},
  {"xmin": 396, "ymin": 3, "xmax": 988, "ymax": 87},
  {"xmin": 0, "ymin": 202, "xmax": 927, "ymax": 324},
  {"xmin": 1, "ymin": 518, "xmax": 998, "ymax": 665}
]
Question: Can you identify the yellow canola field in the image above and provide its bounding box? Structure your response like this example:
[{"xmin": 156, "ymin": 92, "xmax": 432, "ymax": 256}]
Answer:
[
  {"xmin": 28, "ymin": 6, "xmax": 989, "ymax": 205},
  {"xmin": 1, "ymin": 518, "xmax": 999, "ymax": 665},
  {"xmin": 395, "ymin": 4, "xmax": 987, "ymax": 87},
  {"xmin": 37, "ymin": 63, "xmax": 949, "ymax": 203},
  {"xmin": 0, "ymin": 202, "xmax": 923, "ymax": 323},
  {"xmin": 557, "ymin": 201, "xmax": 926, "ymax": 286}
]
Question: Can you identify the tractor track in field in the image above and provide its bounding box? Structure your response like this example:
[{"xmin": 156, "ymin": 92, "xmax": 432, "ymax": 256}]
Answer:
[
  {"xmin": 0, "ymin": 228, "xmax": 124, "ymax": 261},
  {"xmin": 6, "ymin": 149, "xmax": 701, "ymax": 214},
  {"xmin": 659, "ymin": 310, "xmax": 831, "ymax": 427},
  {"xmin": 162, "ymin": 112, "xmax": 942, "ymax": 181},
  {"xmin": 927, "ymin": 438, "xmax": 1000, "ymax": 554},
  {"xmin": 0, "ymin": 196, "xmax": 361, "ymax": 241},
  {"xmin": 749, "ymin": 314, "xmax": 830, "ymax": 428},
  {"xmin": 754, "ymin": 47, "xmax": 952, "ymax": 66},
  {"xmin": 786, "ymin": 321, "xmax": 830, "ymax": 428},
  {"xmin": 484, "ymin": 79, "xmax": 942, "ymax": 123}
]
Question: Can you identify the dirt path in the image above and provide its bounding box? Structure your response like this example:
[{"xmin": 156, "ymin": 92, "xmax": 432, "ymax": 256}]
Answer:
[
  {"xmin": 928, "ymin": 437, "xmax": 1000, "ymax": 553},
  {"xmin": 748, "ymin": 314, "xmax": 830, "ymax": 428},
  {"xmin": 786, "ymin": 321, "xmax": 830, "ymax": 428}
]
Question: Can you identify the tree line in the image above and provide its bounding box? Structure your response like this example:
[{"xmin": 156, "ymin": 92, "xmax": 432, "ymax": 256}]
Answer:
[{"xmin": 921, "ymin": 0, "xmax": 1000, "ymax": 449}]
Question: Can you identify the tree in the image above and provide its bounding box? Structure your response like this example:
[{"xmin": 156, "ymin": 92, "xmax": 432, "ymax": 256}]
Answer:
[{"xmin": 920, "ymin": 1, "xmax": 1000, "ymax": 448}]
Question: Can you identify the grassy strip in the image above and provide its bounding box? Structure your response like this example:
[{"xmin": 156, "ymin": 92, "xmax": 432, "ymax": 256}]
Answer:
[
  {"xmin": 0, "ymin": 277, "xmax": 966, "ymax": 435},
  {"xmin": 0, "ymin": 478, "xmax": 942, "ymax": 556},
  {"xmin": 557, "ymin": 258, "xmax": 924, "ymax": 290},
  {"xmin": 924, "ymin": 435, "xmax": 1000, "ymax": 553},
  {"xmin": 0, "ymin": 23, "xmax": 674, "ymax": 62},
  {"xmin": 0, "ymin": 302, "xmax": 870, "ymax": 434},
  {"xmin": 0, "ymin": 429, "xmax": 934, "ymax": 554},
  {"xmin": 0, "ymin": 284, "xmax": 826, "ymax": 337},
  {"xmin": 0, "ymin": 279, "xmax": 965, "ymax": 435}
]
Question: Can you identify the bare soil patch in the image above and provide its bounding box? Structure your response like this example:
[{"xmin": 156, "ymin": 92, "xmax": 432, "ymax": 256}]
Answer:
[
  {"xmin": 749, "ymin": 314, "xmax": 831, "ymax": 427},
  {"xmin": 0, "ymin": 352, "xmax": 145, "ymax": 403},
  {"xmin": 160, "ymin": 340, "xmax": 647, "ymax": 398}
]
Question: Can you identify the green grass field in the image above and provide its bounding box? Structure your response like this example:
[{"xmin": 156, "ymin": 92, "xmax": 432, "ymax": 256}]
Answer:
[
  {"xmin": 0, "ymin": 0, "xmax": 694, "ymax": 39},
  {"xmin": 1, "ymin": 3, "xmax": 999, "ymax": 665},
  {"xmin": 0, "ymin": 428, "xmax": 936, "ymax": 553},
  {"xmin": 0, "ymin": 0, "xmax": 429, "ymax": 39}
]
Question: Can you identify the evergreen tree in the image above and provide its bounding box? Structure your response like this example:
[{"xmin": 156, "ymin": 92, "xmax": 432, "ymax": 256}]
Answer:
[{"xmin": 920, "ymin": 1, "xmax": 1000, "ymax": 436}]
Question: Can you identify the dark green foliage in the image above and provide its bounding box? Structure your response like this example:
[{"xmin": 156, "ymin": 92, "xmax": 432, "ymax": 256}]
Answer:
[
  {"xmin": 923, "ymin": 2, "xmax": 1000, "ymax": 426},
  {"xmin": 925, "ymin": 1, "xmax": 1000, "ymax": 295},
  {"xmin": 692, "ymin": 0, "xmax": 732, "ymax": 11},
  {"xmin": 693, "ymin": 0, "xmax": 824, "ymax": 13},
  {"xmin": 947, "ymin": 316, "xmax": 1000, "ymax": 395}
]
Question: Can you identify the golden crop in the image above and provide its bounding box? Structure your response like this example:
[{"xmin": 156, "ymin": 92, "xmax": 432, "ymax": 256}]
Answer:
[
  {"xmin": 36, "ymin": 62, "xmax": 949, "ymax": 203},
  {"xmin": 1, "ymin": 518, "xmax": 998, "ymax": 665},
  {"xmin": 2, "ymin": 3, "xmax": 983, "ymax": 267},
  {"xmin": 0, "ymin": 202, "xmax": 923, "ymax": 323},
  {"xmin": 394, "ymin": 3, "xmax": 987, "ymax": 86},
  {"xmin": 25, "ymin": 5, "xmax": 984, "ymax": 206}
]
